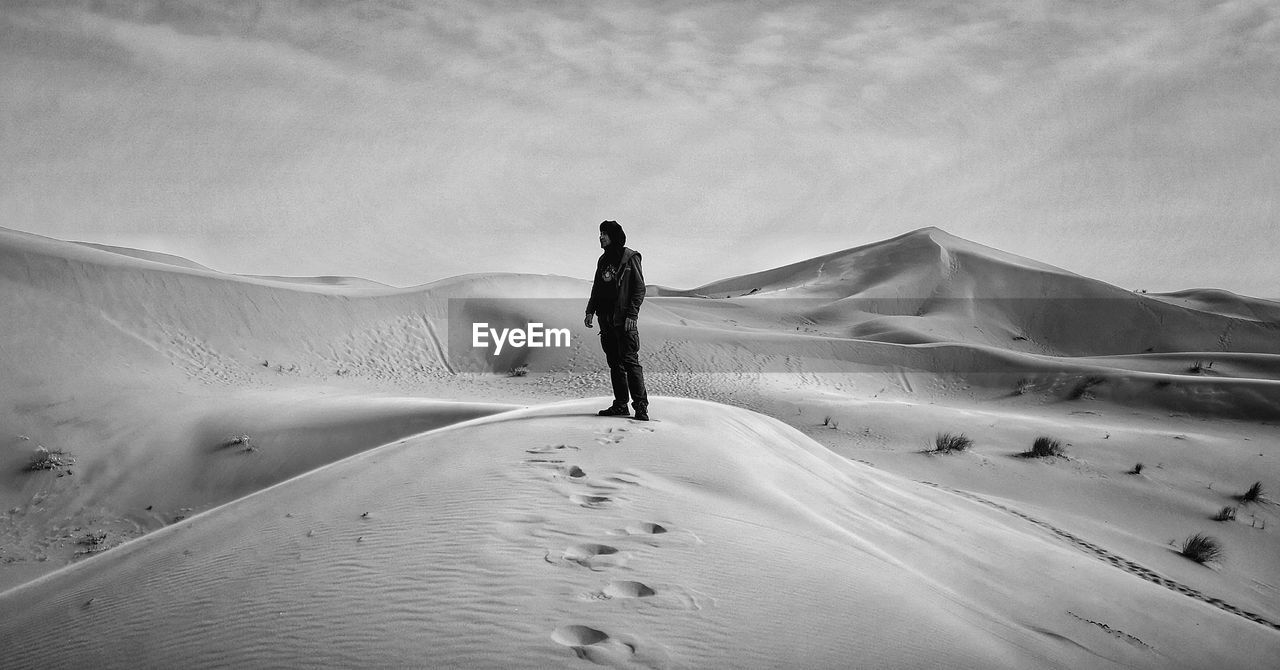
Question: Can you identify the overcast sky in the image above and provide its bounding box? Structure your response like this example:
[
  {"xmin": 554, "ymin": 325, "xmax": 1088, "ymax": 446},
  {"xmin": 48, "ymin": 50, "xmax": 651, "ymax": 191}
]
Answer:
[{"xmin": 3, "ymin": 1, "xmax": 1277, "ymax": 296}]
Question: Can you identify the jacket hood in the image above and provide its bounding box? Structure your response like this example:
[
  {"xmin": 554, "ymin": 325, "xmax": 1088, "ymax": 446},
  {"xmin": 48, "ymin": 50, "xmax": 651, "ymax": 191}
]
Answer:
[{"xmin": 600, "ymin": 220, "xmax": 626, "ymax": 250}]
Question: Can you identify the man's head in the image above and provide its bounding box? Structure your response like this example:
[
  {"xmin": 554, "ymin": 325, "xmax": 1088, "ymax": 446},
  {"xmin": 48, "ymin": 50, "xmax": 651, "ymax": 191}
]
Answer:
[{"xmin": 599, "ymin": 220, "xmax": 625, "ymax": 250}]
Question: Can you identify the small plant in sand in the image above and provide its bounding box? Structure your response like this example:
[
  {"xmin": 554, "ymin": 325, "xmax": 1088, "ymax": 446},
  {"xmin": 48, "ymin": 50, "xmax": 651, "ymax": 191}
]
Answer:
[
  {"xmin": 1179, "ymin": 533, "xmax": 1223, "ymax": 564},
  {"xmin": 1067, "ymin": 376, "xmax": 1106, "ymax": 400},
  {"xmin": 1239, "ymin": 481, "xmax": 1265, "ymax": 503},
  {"xmin": 77, "ymin": 531, "xmax": 108, "ymax": 553},
  {"xmin": 27, "ymin": 446, "xmax": 74, "ymax": 471},
  {"xmin": 822, "ymin": 416, "xmax": 839, "ymax": 430},
  {"xmin": 508, "ymin": 364, "xmax": 529, "ymax": 377},
  {"xmin": 1129, "ymin": 462, "xmax": 1144, "ymax": 475},
  {"xmin": 1023, "ymin": 436, "xmax": 1065, "ymax": 458},
  {"xmin": 225, "ymin": 434, "xmax": 255, "ymax": 453},
  {"xmin": 932, "ymin": 432, "xmax": 972, "ymax": 453},
  {"xmin": 1214, "ymin": 506, "xmax": 1237, "ymax": 522}
]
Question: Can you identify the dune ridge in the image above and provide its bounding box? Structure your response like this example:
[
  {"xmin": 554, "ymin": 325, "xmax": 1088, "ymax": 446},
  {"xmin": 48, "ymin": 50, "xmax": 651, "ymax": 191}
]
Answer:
[
  {"xmin": 2, "ymin": 225, "xmax": 1279, "ymax": 667},
  {"xmin": 4, "ymin": 398, "xmax": 1276, "ymax": 668}
]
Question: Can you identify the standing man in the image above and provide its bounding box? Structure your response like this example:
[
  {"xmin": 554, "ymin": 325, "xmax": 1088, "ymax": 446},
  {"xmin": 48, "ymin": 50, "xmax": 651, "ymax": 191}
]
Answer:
[{"xmin": 584, "ymin": 220, "xmax": 649, "ymax": 421}]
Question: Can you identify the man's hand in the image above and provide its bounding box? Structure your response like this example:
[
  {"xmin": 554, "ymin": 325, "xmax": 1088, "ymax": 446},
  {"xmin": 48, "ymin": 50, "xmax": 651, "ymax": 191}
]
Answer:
[
  {"xmin": 584, "ymin": 312, "xmax": 594, "ymax": 328},
  {"xmin": 625, "ymin": 317, "xmax": 636, "ymax": 331}
]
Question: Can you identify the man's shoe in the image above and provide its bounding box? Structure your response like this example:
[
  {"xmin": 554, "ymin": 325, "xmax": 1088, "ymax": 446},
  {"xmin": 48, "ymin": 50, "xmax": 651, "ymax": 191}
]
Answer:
[
  {"xmin": 633, "ymin": 408, "xmax": 649, "ymax": 421},
  {"xmin": 597, "ymin": 405, "xmax": 630, "ymax": 417}
]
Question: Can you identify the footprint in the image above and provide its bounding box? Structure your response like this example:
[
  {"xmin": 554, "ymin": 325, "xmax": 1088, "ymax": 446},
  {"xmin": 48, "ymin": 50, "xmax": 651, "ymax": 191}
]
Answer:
[
  {"xmin": 553, "ymin": 624, "xmax": 610, "ymax": 646},
  {"xmin": 594, "ymin": 429, "xmax": 627, "ymax": 445},
  {"xmin": 936, "ymin": 482, "xmax": 1280, "ymax": 632},
  {"xmin": 622, "ymin": 522, "xmax": 667, "ymax": 535},
  {"xmin": 527, "ymin": 444, "xmax": 580, "ymax": 454},
  {"xmin": 570, "ymin": 494, "xmax": 612, "ymax": 508},
  {"xmin": 581, "ymin": 581, "xmax": 708, "ymax": 612},
  {"xmin": 550, "ymin": 625, "xmax": 636, "ymax": 665},
  {"xmin": 603, "ymin": 580, "xmax": 656, "ymax": 599},
  {"xmin": 562, "ymin": 543, "xmax": 622, "ymax": 570}
]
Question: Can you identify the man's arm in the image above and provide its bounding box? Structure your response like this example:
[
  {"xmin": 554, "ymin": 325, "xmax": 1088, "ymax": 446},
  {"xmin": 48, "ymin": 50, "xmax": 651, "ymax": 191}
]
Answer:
[
  {"xmin": 585, "ymin": 257, "xmax": 601, "ymax": 323},
  {"xmin": 625, "ymin": 252, "xmax": 645, "ymax": 320}
]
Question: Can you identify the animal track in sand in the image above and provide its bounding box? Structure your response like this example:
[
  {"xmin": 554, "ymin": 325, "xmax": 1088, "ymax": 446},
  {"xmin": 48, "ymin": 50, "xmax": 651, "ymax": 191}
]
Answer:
[{"xmin": 922, "ymin": 482, "xmax": 1280, "ymax": 631}]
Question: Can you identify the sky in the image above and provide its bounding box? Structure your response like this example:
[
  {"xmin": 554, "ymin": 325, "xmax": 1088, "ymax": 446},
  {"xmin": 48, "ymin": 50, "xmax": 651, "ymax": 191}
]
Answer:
[{"xmin": 2, "ymin": 0, "xmax": 1278, "ymax": 296}]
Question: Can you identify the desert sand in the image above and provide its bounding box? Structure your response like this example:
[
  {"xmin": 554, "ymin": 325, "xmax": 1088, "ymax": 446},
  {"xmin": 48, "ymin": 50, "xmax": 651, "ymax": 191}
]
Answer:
[{"xmin": 2, "ymin": 225, "xmax": 1278, "ymax": 668}]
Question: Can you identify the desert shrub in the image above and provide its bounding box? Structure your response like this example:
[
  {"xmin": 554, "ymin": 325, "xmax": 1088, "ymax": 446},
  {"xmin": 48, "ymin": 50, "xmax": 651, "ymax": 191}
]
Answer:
[
  {"xmin": 508, "ymin": 364, "xmax": 529, "ymax": 377},
  {"xmin": 1179, "ymin": 533, "xmax": 1223, "ymax": 564},
  {"xmin": 1187, "ymin": 361, "xmax": 1213, "ymax": 374},
  {"xmin": 1023, "ymin": 436, "xmax": 1065, "ymax": 458},
  {"xmin": 27, "ymin": 446, "xmax": 74, "ymax": 471},
  {"xmin": 933, "ymin": 433, "xmax": 972, "ymax": 453},
  {"xmin": 1130, "ymin": 462, "xmax": 1144, "ymax": 475},
  {"xmin": 1214, "ymin": 506, "xmax": 1237, "ymax": 522},
  {"xmin": 224, "ymin": 434, "xmax": 254, "ymax": 452},
  {"xmin": 1240, "ymin": 481, "xmax": 1265, "ymax": 503}
]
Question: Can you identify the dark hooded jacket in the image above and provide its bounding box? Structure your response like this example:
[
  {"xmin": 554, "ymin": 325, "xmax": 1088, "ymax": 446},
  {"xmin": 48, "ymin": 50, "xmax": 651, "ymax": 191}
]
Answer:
[{"xmin": 587, "ymin": 223, "xmax": 645, "ymax": 327}]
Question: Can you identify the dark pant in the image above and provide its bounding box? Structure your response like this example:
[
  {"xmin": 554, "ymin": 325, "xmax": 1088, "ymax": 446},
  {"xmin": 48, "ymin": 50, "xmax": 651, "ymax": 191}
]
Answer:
[{"xmin": 600, "ymin": 323, "xmax": 647, "ymax": 410}]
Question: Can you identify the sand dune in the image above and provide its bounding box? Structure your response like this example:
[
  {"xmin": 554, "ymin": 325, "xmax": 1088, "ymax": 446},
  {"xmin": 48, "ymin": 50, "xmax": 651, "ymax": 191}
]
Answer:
[
  {"xmin": 3, "ymin": 398, "xmax": 1276, "ymax": 668},
  {"xmin": 2, "ymin": 225, "xmax": 1279, "ymax": 667}
]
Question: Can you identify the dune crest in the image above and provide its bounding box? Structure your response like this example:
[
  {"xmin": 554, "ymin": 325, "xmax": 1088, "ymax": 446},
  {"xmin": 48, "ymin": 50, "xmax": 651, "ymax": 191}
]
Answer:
[
  {"xmin": 3, "ymin": 399, "xmax": 1275, "ymax": 668},
  {"xmin": 2, "ymin": 226, "xmax": 1279, "ymax": 667}
]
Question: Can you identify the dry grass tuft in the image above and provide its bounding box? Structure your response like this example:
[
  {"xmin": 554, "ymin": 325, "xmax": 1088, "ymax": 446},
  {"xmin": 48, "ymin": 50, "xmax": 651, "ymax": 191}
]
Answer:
[
  {"xmin": 1023, "ymin": 436, "xmax": 1065, "ymax": 458},
  {"xmin": 1179, "ymin": 533, "xmax": 1223, "ymax": 564},
  {"xmin": 932, "ymin": 432, "xmax": 972, "ymax": 453},
  {"xmin": 27, "ymin": 446, "xmax": 74, "ymax": 471}
]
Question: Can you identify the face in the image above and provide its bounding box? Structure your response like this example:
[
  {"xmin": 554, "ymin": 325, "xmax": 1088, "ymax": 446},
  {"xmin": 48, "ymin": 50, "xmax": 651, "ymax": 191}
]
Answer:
[{"xmin": 599, "ymin": 231, "xmax": 611, "ymax": 248}]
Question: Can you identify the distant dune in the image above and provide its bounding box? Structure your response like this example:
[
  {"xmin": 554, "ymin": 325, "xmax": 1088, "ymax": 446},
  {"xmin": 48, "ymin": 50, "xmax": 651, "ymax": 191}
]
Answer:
[
  {"xmin": 2, "ymin": 225, "xmax": 1278, "ymax": 668},
  {"xmin": 74, "ymin": 241, "xmax": 219, "ymax": 272}
]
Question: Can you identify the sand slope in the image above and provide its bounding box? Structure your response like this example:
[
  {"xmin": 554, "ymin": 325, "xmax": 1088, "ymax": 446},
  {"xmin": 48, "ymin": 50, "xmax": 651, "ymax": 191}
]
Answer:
[
  {"xmin": 3, "ymin": 398, "xmax": 1275, "ymax": 669},
  {"xmin": 3, "ymin": 225, "xmax": 1279, "ymax": 667}
]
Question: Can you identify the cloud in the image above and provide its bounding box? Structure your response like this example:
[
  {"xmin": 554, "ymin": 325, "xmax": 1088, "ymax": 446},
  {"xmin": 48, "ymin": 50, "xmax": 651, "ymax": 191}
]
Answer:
[{"xmin": 2, "ymin": 0, "xmax": 1278, "ymax": 296}]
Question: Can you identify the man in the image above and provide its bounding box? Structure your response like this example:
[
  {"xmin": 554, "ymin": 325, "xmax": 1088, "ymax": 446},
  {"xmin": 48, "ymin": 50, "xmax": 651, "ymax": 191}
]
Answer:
[{"xmin": 584, "ymin": 220, "xmax": 649, "ymax": 421}]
